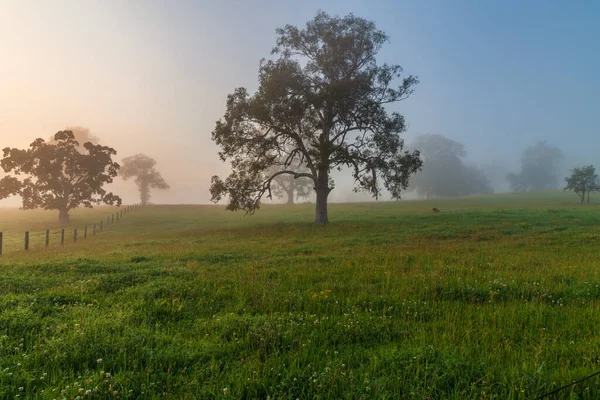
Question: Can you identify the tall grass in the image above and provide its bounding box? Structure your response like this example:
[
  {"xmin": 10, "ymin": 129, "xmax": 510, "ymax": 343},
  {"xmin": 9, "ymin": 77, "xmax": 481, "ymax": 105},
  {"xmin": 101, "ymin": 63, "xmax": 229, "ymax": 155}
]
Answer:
[{"xmin": 1, "ymin": 192, "xmax": 600, "ymax": 398}]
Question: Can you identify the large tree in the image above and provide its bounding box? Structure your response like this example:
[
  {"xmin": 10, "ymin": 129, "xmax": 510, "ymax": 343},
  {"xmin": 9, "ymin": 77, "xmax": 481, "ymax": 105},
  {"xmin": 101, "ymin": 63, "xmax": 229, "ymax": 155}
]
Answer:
[
  {"xmin": 564, "ymin": 165, "xmax": 599, "ymax": 204},
  {"xmin": 0, "ymin": 131, "xmax": 121, "ymax": 223},
  {"xmin": 409, "ymin": 134, "xmax": 492, "ymax": 198},
  {"xmin": 120, "ymin": 154, "xmax": 169, "ymax": 205},
  {"xmin": 507, "ymin": 141, "xmax": 563, "ymax": 192},
  {"xmin": 210, "ymin": 12, "xmax": 422, "ymax": 224}
]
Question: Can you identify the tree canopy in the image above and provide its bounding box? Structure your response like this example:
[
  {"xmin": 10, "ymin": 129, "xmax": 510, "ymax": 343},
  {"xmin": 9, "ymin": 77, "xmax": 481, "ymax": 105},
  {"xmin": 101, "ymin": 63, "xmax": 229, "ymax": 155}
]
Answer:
[
  {"xmin": 507, "ymin": 141, "xmax": 563, "ymax": 192},
  {"xmin": 409, "ymin": 134, "xmax": 492, "ymax": 198},
  {"xmin": 0, "ymin": 131, "xmax": 121, "ymax": 222},
  {"xmin": 120, "ymin": 154, "xmax": 169, "ymax": 205},
  {"xmin": 210, "ymin": 12, "xmax": 422, "ymax": 224},
  {"xmin": 564, "ymin": 165, "xmax": 599, "ymax": 204},
  {"xmin": 49, "ymin": 126, "xmax": 99, "ymax": 150}
]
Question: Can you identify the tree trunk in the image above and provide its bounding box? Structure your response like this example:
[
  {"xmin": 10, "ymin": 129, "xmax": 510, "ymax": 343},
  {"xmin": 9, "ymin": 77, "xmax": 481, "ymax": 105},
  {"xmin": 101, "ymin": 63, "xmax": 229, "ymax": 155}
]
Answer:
[
  {"xmin": 140, "ymin": 180, "xmax": 150, "ymax": 206},
  {"xmin": 286, "ymin": 187, "xmax": 295, "ymax": 205},
  {"xmin": 588, "ymin": 190, "xmax": 591, "ymax": 204},
  {"xmin": 58, "ymin": 208, "xmax": 70, "ymax": 224},
  {"xmin": 314, "ymin": 170, "xmax": 330, "ymax": 225}
]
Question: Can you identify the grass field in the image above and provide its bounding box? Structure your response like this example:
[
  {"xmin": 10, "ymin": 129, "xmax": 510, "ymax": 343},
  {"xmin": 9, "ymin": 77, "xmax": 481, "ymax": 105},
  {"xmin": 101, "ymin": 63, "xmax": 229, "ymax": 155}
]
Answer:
[{"xmin": 1, "ymin": 191, "xmax": 600, "ymax": 399}]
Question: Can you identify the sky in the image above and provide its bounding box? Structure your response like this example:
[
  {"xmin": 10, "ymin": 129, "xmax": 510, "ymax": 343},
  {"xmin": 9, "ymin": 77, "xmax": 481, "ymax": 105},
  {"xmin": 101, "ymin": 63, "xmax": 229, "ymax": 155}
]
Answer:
[{"xmin": 1, "ymin": 0, "xmax": 599, "ymax": 205}]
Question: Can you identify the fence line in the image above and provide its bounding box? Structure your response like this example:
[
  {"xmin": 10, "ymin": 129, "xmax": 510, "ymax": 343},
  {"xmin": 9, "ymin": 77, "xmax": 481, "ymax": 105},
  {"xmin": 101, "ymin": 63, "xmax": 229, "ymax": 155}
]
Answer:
[{"xmin": 0, "ymin": 204, "xmax": 140, "ymax": 256}]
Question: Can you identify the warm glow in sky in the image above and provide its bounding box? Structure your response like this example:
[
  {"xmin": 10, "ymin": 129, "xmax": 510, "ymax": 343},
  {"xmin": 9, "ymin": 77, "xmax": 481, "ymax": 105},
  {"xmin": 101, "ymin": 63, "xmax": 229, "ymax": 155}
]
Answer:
[
  {"xmin": 0, "ymin": 1, "xmax": 232, "ymax": 204},
  {"xmin": 1, "ymin": 0, "xmax": 599, "ymax": 205}
]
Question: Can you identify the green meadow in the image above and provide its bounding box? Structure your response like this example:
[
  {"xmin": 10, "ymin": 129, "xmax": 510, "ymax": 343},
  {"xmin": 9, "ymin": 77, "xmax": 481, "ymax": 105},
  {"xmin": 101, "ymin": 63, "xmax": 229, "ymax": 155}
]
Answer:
[{"xmin": 1, "ymin": 192, "xmax": 600, "ymax": 399}]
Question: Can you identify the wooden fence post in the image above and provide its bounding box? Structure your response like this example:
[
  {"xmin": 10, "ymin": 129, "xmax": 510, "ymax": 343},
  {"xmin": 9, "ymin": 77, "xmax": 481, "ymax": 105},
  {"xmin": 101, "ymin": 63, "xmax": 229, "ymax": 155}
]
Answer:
[
  {"xmin": 61, "ymin": 229, "xmax": 65, "ymax": 246},
  {"xmin": 0, "ymin": 232, "xmax": 3, "ymax": 256},
  {"xmin": 84, "ymin": 225, "xmax": 87, "ymax": 239},
  {"xmin": 74, "ymin": 229, "xmax": 78, "ymax": 243},
  {"xmin": 45, "ymin": 230, "xmax": 50, "ymax": 247},
  {"xmin": 25, "ymin": 232, "xmax": 29, "ymax": 251}
]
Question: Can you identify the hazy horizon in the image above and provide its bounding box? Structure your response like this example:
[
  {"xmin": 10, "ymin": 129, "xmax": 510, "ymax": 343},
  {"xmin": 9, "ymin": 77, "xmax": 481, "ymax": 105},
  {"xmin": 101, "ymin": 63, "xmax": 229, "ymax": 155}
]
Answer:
[{"xmin": 1, "ymin": 1, "xmax": 599, "ymax": 206}]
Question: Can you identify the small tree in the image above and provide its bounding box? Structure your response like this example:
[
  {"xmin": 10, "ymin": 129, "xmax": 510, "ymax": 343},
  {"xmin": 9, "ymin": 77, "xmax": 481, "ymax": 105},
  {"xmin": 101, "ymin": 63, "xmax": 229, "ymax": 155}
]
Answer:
[
  {"xmin": 210, "ymin": 12, "xmax": 422, "ymax": 224},
  {"xmin": 268, "ymin": 162, "xmax": 312, "ymax": 204},
  {"xmin": 564, "ymin": 165, "xmax": 599, "ymax": 204},
  {"xmin": 0, "ymin": 131, "xmax": 121, "ymax": 223},
  {"xmin": 120, "ymin": 154, "xmax": 169, "ymax": 205}
]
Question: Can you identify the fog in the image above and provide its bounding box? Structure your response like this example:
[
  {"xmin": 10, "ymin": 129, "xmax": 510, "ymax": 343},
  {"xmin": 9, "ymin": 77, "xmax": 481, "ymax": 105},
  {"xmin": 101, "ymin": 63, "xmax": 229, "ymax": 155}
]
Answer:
[{"xmin": 1, "ymin": 1, "xmax": 599, "ymax": 207}]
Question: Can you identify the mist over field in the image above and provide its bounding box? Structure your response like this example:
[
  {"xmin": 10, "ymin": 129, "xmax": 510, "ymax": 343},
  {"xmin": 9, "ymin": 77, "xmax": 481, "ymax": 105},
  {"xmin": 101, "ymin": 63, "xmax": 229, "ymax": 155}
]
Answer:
[
  {"xmin": 3, "ymin": 2, "xmax": 600, "ymax": 398},
  {"xmin": 1, "ymin": 1, "xmax": 599, "ymax": 208}
]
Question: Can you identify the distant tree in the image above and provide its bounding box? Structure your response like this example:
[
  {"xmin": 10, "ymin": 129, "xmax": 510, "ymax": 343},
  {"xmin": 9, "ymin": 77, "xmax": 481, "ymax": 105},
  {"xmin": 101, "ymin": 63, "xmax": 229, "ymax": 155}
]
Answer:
[
  {"xmin": 268, "ymin": 161, "xmax": 312, "ymax": 204},
  {"xmin": 507, "ymin": 141, "xmax": 563, "ymax": 192},
  {"xmin": 210, "ymin": 12, "xmax": 422, "ymax": 224},
  {"xmin": 409, "ymin": 134, "xmax": 493, "ymax": 198},
  {"xmin": 564, "ymin": 165, "xmax": 599, "ymax": 204},
  {"xmin": 120, "ymin": 154, "xmax": 169, "ymax": 206},
  {"xmin": 0, "ymin": 131, "xmax": 121, "ymax": 223}
]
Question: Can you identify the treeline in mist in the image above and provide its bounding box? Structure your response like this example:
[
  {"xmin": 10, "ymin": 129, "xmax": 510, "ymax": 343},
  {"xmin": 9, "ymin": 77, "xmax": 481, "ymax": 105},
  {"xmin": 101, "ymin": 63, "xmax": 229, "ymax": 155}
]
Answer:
[
  {"xmin": 1, "ymin": 11, "xmax": 598, "ymax": 226},
  {"xmin": 0, "ymin": 129, "xmax": 169, "ymax": 222},
  {"xmin": 406, "ymin": 135, "xmax": 571, "ymax": 199}
]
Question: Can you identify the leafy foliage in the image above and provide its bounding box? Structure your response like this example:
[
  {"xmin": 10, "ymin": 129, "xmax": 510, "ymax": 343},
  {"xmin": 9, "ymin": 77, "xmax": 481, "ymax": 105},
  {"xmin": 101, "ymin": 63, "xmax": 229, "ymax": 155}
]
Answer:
[
  {"xmin": 48, "ymin": 126, "xmax": 99, "ymax": 150},
  {"xmin": 409, "ymin": 134, "xmax": 492, "ymax": 198},
  {"xmin": 210, "ymin": 12, "xmax": 422, "ymax": 224},
  {"xmin": 564, "ymin": 165, "xmax": 599, "ymax": 204},
  {"xmin": 120, "ymin": 154, "xmax": 169, "ymax": 205},
  {"xmin": 507, "ymin": 141, "xmax": 563, "ymax": 192},
  {"xmin": 0, "ymin": 131, "xmax": 121, "ymax": 222}
]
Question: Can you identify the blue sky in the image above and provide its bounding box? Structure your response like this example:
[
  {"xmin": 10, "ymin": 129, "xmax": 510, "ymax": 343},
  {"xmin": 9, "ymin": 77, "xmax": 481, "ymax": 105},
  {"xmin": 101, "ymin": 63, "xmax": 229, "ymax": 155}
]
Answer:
[{"xmin": 1, "ymin": 0, "xmax": 599, "ymax": 203}]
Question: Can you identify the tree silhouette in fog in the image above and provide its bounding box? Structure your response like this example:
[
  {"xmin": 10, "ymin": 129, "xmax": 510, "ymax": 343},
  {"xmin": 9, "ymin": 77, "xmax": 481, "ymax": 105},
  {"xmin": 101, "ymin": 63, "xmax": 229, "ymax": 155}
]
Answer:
[
  {"xmin": 268, "ymin": 160, "xmax": 312, "ymax": 204},
  {"xmin": 507, "ymin": 141, "xmax": 563, "ymax": 192},
  {"xmin": 0, "ymin": 131, "xmax": 121, "ymax": 223},
  {"xmin": 120, "ymin": 154, "xmax": 169, "ymax": 206},
  {"xmin": 409, "ymin": 134, "xmax": 492, "ymax": 198},
  {"xmin": 210, "ymin": 12, "xmax": 422, "ymax": 224}
]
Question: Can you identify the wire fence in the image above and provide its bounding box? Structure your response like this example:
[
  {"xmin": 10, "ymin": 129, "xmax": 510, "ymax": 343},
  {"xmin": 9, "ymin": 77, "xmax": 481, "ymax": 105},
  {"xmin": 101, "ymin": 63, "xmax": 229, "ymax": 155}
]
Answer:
[{"xmin": 0, "ymin": 204, "xmax": 139, "ymax": 256}]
